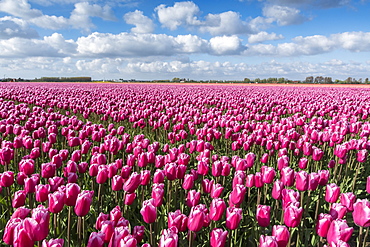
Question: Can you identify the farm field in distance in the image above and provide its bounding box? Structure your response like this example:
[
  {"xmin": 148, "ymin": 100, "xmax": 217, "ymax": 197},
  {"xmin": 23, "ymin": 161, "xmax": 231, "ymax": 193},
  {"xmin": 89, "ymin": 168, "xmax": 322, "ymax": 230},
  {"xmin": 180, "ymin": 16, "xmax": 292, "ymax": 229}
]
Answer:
[{"xmin": 0, "ymin": 82, "xmax": 369, "ymax": 247}]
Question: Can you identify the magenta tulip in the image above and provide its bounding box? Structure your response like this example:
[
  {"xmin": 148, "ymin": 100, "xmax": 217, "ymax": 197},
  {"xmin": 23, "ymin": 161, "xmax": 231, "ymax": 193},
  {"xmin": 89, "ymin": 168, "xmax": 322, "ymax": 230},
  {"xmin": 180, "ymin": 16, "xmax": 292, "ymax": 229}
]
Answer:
[
  {"xmin": 256, "ymin": 205, "xmax": 271, "ymax": 227},
  {"xmin": 140, "ymin": 199, "xmax": 157, "ymax": 224},
  {"xmin": 272, "ymin": 225, "xmax": 290, "ymax": 247},
  {"xmin": 87, "ymin": 232, "xmax": 105, "ymax": 247},
  {"xmin": 168, "ymin": 210, "xmax": 188, "ymax": 232},
  {"xmin": 284, "ymin": 204, "xmax": 303, "ymax": 228},
  {"xmin": 187, "ymin": 204, "xmax": 207, "ymax": 232},
  {"xmin": 316, "ymin": 213, "xmax": 333, "ymax": 238},
  {"xmin": 225, "ymin": 207, "xmax": 242, "ymax": 230},
  {"xmin": 353, "ymin": 199, "xmax": 370, "ymax": 227},
  {"xmin": 209, "ymin": 198, "xmax": 226, "ymax": 221},
  {"xmin": 210, "ymin": 228, "xmax": 228, "ymax": 247},
  {"xmin": 74, "ymin": 190, "xmax": 94, "ymax": 217},
  {"xmin": 327, "ymin": 219, "xmax": 353, "ymax": 244},
  {"xmin": 325, "ymin": 183, "xmax": 340, "ymax": 203},
  {"xmin": 259, "ymin": 235, "xmax": 278, "ymax": 247},
  {"xmin": 159, "ymin": 227, "xmax": 178, "ymax": 247}
]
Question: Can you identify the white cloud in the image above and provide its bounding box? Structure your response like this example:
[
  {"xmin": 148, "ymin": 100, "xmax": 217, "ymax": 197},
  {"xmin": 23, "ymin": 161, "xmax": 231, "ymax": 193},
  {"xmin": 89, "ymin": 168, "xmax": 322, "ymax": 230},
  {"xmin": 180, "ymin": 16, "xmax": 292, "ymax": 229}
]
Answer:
[
  {"xmin": 209, "ymin": 35, "xmax": 245, "ymax": 55},
  {"xmin": 262, "ymin": 5, "xmax": 309, "ymax": 25},
  {"xmin": 0, "ymin": 16, "xmax": 38, "ymax": 39},
  {"xmin": 200, "ymin": 11, "xmax": 254, "ymax": 35},
  {"xmin": 0, "ymin": 0, "xmax": 42, "ymax": 19},
  {"xmin": 332, "ymin": 31, "xmax": 370, "ymax": 52},
  {"xmin": 174, "ymin": 34, "xmax": 209, "ymax": 53},
  {"xmin": 70, "ymin": 2, "xmax": 117, "ymax": 31},
  {"xmin": 248, "ymin": 31, "xmax": 284, "ymax": 43},
  {"xmin": 123, "ymin": 10, "xmax": 155, "ymax": 33},
  {"xmin": 155, "ymin": 1, "xmax": 201, "ymax": 30},
  {"xmin": 30, "ymin": 15, "xmax": 70, "ymax": 30}
]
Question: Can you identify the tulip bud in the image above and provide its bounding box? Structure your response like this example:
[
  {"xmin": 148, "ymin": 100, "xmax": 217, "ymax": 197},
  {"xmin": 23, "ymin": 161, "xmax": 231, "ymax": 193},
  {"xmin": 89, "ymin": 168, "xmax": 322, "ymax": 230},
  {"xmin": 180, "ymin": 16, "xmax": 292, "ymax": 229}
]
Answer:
[
  {"xmin": 65, "ymin": 183, "xmax": 81, "ymax": 206},
  {"xmin": 123, "ymin": 172, "xmax": 141, "ymax": 193},
  {"xmin": 272, "ymin": 225, "xmax": 290, "ymax": 247},
  {"xmin": 284, "ymin": 204, "xmax": 303, "ymax": 228},
  {"xmin": 159, "ymin": 227, "xmax": 178, "ymax": 247},
  {"xmin": 140, "ymin": 199, "xmax": 157, "ymax": 224},
  {"xmin": 256, "ymin": 205, "xmax": 271, "ymax": 227},
  {"xmin": 168, "ymin": 210, "xmax": 188, "ymax": 232},
  {"xmin": 296, "ymin": 170, "xmax": 308, "ymax": 191},
  {"xmin": 87, "ymin": 232, "xmax": 104, "ymax": 247},
  {"xmin": 210, "ymin": 198, "xmax": 226, "ymax": 222},
  {"xmin": 329, "ymin": 203, "xmax": 347, "ymax": 220},
  {"xmin": 210, "ymin": 228, "xmax": 228, "ymax": 247},
  {"xmin": 327, "ymin": 219, "xmax": 353, "ymax": 244},
  {"xmin": 74, "ymin": 190, "xmax": 94, "ymax": 217},
  {"xmin": 42, "ymin": 238, "xmax": 64, "ymax": 247},
  {"xmin": 187, "ymin": 204, "xmax": 207, "ymax": 232},
  {"xmin": 325, "ymin": 183, "xmax": 340, "ymax": 203},
  {"xmin": 259, "ymin": 235, "xmax": 278, "ymax": 247},
  {"xmin": 353, "ymin": 199, "xmax": 370, "ymax": 227},
  {"xmin": 48, "ymin": 190, "xmax": 66, "ymax": 213},
  {"xmin": 225, "ymin": 207, "xmax": 242, "ymax": 230},
  {"xmin": 340, "ymin": 192, "xmax": 356, "ymax": 212},
  {"xmin": 12, "ymin": 190, "xmax": 27, "ymax": 208}
]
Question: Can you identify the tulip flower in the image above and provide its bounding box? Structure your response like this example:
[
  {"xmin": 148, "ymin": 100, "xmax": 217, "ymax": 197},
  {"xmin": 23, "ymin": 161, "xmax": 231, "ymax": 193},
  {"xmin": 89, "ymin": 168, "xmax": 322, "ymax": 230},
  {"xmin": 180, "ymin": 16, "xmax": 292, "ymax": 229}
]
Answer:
[
  {"xmin": 12, "ymin": 190, "xmax": 27, "ymax": 208},
  {"xmin": 3, "ymin": 218, "xmax": 22, "ymax": 245},
  {"xmin": 308, "ymin": 172, "xmax": 320, "ymax": 191},
  {"xmin": 295, "ymin": 170, "xmax": 308, "ymax": 191},
  {"xmin": 316, "ymin": 213, "xmax": 333, "ymax": 238},
  {"xmin": 261, "ymin": 166, "xmax": 275, "ymax": 184},
  {"xmin": 87, "ymin": 231, "xmax": 105, "ymax": 247},
  {"xmin": 74, "ymin": 190, "xmax": 94, "ymax": 217},
  {"xmin": 340, "ymin": 192, "xmax": 356, "ymax": 212},
  {"xmin": 256, "ymin": 205, "xmax": 271, "ymax": 227},
  {"xmin": 210, "ymin": 198, "xmax": 226, "ymax": 222},
  {"xmin": 229, "ymin": 184, "xmax": 246, "ymax": 207},
  {"xmin": 186, "ymin": 190, "xmax": 201, "ymax": 208},
  {"xmin": 42, "ymin": 238, "xmax": 64, "ymax": 247},
  {"xmin": 272, "ymin": 225, "xmax": 290, "ymax": 247},
  {"xmin": 357, "ymin": 149, "xmax": 367, "ymax": 162},
  {"xmin": 280, "ymin": 167, "xmax": 295, "ymax": 187},
  {"xmin": 327, "ymin": 219, "xmax": 353, "ymax": 244},
  {"xmin": 168, "ymin": 210, "xmax": 188, "ymax": 232},
  {"xmin": 329, "ymin": 203, "xmax": 347, "ymax": 220},
  {"xmin": 140, "ymin": 199, "xmax": 157, "ymax": 224},
  {"xmin": 259, "ymin": 235, "xmax": 278, "ymax": 247},
  {"xmin": 246, "ymin": 174, "xmax": 255, "ymax": 188},
  {"xmin": 1, "ymin": 171, "xmax": 14, "ymax": 187},
  {"xmin": 124, "ymin": 192, "xmax": 137, "ymax": 205},
  {"xmin": 65, "ymin": 183, "xmax": 80, "ymax": 206},
  {"xmin": 182, "ymin": 174, "xmax": 195, "ymax": 191},
  {"xmin": 188, "ymin": 204, "xmax": 207, "ymax": 232},
  {"xmin": 325, "ymin": 183, "xmax": 340, "ymax": 203},
  {"xmin": 225, "ymin": 207, "xmax": 243, "ymax": 230},
  {"xmin": 11, "ymin": 207, "xmax": 31, "ymax": 219},
  {"xmin": 108, "ymin": 226, "xmax": 130, "ymax": 247},
  {"xmin": 284, "ymin": 204, "xmax": 303, "ymax": 228},
  {"xmin": 35, "ymin": 184, "xmax": 50, "ymax": 202},
  {"xmin": 118, "ymin": 235, "xmax": 137, "ymax": 247},
  {"xmin": 367, "ymin": 176, "xmax": 370, "ymax": 194},
  {"xmin": 13, "ymin": 224, "xmax": 34, "ymax": 247},
  {"xmin": 210, "ymin": 228, "xmax": 228, "ymax": 247},
  {"xmin": 353, "ymin": 199, "xmax": 370, "ymax": 227},
  {"xmin": 159, "ymin": 227, "xmax": 178, "ymax": 247},
  {"xmin": 298, "ymin": 157, "xmax": 308, "ymax": 169},
  {"xmin": 210, "ymin": 183, "xmax": 224, "ymax": 198},
  {"xmin": 272, "ymin": 180, "xmax": 284, "ymax": 200},
  {"xmin": 123, "ymin": 172, "xmax": 141, "ymax": 193},
  {"xmin": 318, "ymin": 170, "xmax": 330, "ymax": 186},
  {"xmin": 152, "ymin": 183, "xmax": 165, "ymax": 207},
  {"xmin": 112, "ymin": 175, "xmax": 123, "ymax": 191}
]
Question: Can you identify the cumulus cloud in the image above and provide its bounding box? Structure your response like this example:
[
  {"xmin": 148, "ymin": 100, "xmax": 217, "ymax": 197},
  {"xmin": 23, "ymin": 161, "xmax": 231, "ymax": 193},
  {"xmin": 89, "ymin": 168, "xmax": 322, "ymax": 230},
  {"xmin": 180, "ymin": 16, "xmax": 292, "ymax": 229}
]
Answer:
[
  {"xmin": 248, "ymin": 31, "xmax": 284, "ymax": 43},
  {"xmin": 0, "ymin": 0, "xmax": 42, "ymax": 19},
  {"xmin": 123, "ymin": 10, "xmax": 155, "ymax": 33},
  {"xmin": 209, "ymin": 35, "xmax": 245, "ymax": 55},
  {"xmin": 262, "ymin": 5, "xmax": 309, "ymax": 25},
  {"xmin": 155, "ymin": 1, "xmax": 201, "ymax": 30},
  {"xmin": 0, "ymin": 0, "xmax": 117, "ymax": 32},
  {"xmin": 0, "ymin": 16, "xmax": 38, "ymax": 39},
  {"xmin": 200, "ymin": 11, "xmax": 254, "ymax": 35},
  {"xmin": 70, "ymin": 2, "xmax": 117, "ymax": 31}
]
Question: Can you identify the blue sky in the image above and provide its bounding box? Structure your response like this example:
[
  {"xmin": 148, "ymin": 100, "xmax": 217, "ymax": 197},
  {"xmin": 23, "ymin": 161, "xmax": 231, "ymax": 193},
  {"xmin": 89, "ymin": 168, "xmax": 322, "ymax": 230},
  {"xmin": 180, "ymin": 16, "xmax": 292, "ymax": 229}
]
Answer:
[{"xmin": 1, "ymin": 0, "xmax": 370, "ymax": 81}]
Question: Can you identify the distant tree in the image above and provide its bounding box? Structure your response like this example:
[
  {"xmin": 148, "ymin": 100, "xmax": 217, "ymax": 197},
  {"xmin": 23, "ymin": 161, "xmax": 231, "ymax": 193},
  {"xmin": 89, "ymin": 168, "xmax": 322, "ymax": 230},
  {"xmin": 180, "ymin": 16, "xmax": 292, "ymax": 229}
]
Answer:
[
  {"xmin": 172, "ymin": 77, "xmax": 180, "ymax": 82},
  {"xmin": 305, "ymin": 76, "xmax": 314, "ymax": 83},
  {"xmin": 244, "ymin": 78, "xmax": 251, "ymax": 83},
  {"xmin": 365, "ymin": 78, "xmax": 369, "ymax": 84}
]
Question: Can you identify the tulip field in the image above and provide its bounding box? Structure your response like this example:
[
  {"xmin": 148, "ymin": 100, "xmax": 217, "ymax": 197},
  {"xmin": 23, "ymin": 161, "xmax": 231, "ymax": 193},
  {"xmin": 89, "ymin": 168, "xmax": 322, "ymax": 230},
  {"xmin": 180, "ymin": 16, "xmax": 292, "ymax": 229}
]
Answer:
[{"xmin": 1, "ymin": 82, "xmax": 370, "ymax": 247}]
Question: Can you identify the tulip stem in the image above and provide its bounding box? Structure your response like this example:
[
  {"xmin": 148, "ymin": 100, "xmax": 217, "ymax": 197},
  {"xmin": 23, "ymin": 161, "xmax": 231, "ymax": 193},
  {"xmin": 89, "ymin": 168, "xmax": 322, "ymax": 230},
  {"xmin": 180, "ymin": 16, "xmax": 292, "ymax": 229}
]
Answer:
[
  {"xmin": 54, "ymin": 213, "xmax": 58, "ymax": 238},
  {"xmin": 358, "ymin": 226, "xmax": 363, "ymax": 247},
  {"xmin": 150, "ymin": 223, "xmax": 154, "ymax": 247},
  {"xmin": 67, "ymin": 207, "xmax": 71, "ymax": 247},
  {"xmin": 362, "ymin": 227, "xmax": 369, "ymax": 247},
  {"xmin": 78, "ymin": 216, "xmax": 82, "ymax": 247},
  {"xmin": 351, "ymin": 162, "xmax": 360, "ymax": 191},
  {"xmin": 189, "ymin": 231, "xmax": 193, "ymax": 247},
  {"xmin": 98, "ymin": 183, "xmax": 102, "ymax": 211}
]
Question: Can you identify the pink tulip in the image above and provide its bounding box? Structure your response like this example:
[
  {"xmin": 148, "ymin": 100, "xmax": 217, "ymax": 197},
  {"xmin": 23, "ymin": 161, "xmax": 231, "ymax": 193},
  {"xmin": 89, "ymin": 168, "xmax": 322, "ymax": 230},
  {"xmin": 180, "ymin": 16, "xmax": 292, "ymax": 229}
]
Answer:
[
  {"xmin": 187, "ymin": 204, "xmax": 207, "ymax": 232},
  {"xmin": 42, "ymin": 238, "xmax": 64, "ymax": 247},
  {"xmin": 367, "ymin": 176, "xmax": 370, "ymax": 194},
  {"xmin": 152, "ymin": 183, "xmax": 165, "ymax": 207},
  {"xmin": 280, "ymin": 167, "xmax": 295, "ymax": 187},
  {"xmin": 1, "ymin": 171, "xmax": 14, "ymax": 187},
  {"xmin": 159, "ymin": 227, "xmax": 178, "ymax": 247},
  {"xmin": 186, "ymin": 190, "xmax": 201, "ymax": 207},
  {"xmin": 329, "ymin": 203, "xmax": 347, "ymax": 220},
  {"xmin": 210, "ymin": 183, "xmax": 224, "ymax": 198},
  {"xmin": 48, "ymin": 190, "xmax": 66, "ymax": 213},
  {"xmin": 11, "ymin": 207, "xmax": 31, "ymax": 219},
  {"xmin": 308, "ymin": 172, "xmax": 320, "ymax": 191},
  {"xmin": 3, "ymin": 218, "xmax": 22, "ymax": 245},
  {"xmin": 65, "ymin": 183, "xmax": 80, "ymax": 206},
  {"xmin": 259, "ymin": 235, "xmax": 278, "ymax": 247},
  {"xmin": 295, "ymin": 170, "xmax": 308, "ymax": 191},
  {"xmin": 168, "ymin": 210, "xmax": 188, "ymax": 232},
  {"xmin": 124, "ymin": 192, "xmax": 137, "ymax": 205},
  {"xmin": 327, "ymin": 219, "xmax": 353, "ymax": 244},
  {"xmin": 210, "ymin": 228, "xmax": 228, "ymax": 247},
  {"xmin": 74, "ymin": 190, "xmax": 94, "ymax": 217},
  {"xmin": 318, "ymin": 170, "xmax": 330, "ymax": 186},
  {"xmin": 13, "ymin": 224, "xmax": 34, "ymax": 247},
  {"xmin": 123, "ymin": 172, "xmax": 141, "ymax": 193},
  {"xmin": 225, "ymin": 207, "xmax": 242, "ymax": 230},
  {"xmin": 298, "ymin": 157, "xmax": 308, "ymax": 169},
  {"xmin": 112, "ymin": 175, "xmax": 123, "ymax": 191},
  {"xmin": 140, "ymin": 199, "xmax": 157, "ymax": 224},
  {"xmin": 272, "ymin": 225, "xmax": 290, "ymax": 247},
  {"xmin": 118, "ymin": 235, "xmax": 137, "ymax": 247},
  {"xmin": 210, "ymin": 198, "xmax": 226, "ymax": 221},
  {"xmin": 12, "ymin": 190, "xmax": 27, "ymax": 208},
  {"xmin": 229, "ymin": 184, "xmax": 246, "ymax": 207},
  {"xmin": 316, "ymin": 213, "xmax": 333, "ymax": 238},
  {"xmin": 357, "ymin": 149, "xmax": 367, "ymax": 162},
  {"xmin": 87, "ymin": 232, "xmax": 105, "ymax": 247},
  {"xmin": 108, "ymin": 226, "xmax": 130, "ymax": 247},
  {"xmin": 325, "ymin": 183, "xmax": 340, "ymax": 203},
  {"xmin": 35, "ymin": 184, "xmax": 50, "ymax": 202},
  {"xmin": 284, "ymin": 204, "xmax": 303, "ymax": 228},
  {"xmin": 339, "ymin": 192, "xmax": 356, "ymax": 212},
  {"xmin": 256, "ymin": 205, "xmax": 271, "ymax": 227},
  {"xmin": 353, "ymin": 199, "xmax": 370, "ymax": 227},
  {"xmin": 272, "ymin": 180, "xmax": 284, "ymax": 200}
]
